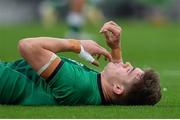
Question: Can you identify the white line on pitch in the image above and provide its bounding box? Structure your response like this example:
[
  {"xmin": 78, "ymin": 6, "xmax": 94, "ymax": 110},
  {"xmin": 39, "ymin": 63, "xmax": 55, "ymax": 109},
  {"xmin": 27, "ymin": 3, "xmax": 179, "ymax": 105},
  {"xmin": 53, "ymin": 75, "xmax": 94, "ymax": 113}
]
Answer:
[{"xmin": 161, "ymin": 70, "xmax": 180, "ymax": 76}]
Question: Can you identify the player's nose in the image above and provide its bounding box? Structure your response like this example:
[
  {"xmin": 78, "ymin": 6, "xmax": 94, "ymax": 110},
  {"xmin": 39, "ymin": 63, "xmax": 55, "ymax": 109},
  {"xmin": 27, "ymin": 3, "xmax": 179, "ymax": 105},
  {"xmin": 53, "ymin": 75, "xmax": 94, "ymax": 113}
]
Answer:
[{"xmin": 123, "ymin": 62, "xmax": 132, "ymax": 68}]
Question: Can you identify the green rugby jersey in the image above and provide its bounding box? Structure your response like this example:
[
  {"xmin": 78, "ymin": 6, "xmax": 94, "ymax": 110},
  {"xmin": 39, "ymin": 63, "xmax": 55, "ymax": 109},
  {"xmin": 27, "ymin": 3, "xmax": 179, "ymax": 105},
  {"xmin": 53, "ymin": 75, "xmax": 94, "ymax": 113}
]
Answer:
[
  {"xmin": 0, "ymin": 60, "xmax": 56, "ymax": 105},
  {"xmin": 48, "ymin": 57, "xmax": 105, "ymax": 105},
  {"xmin": 0, "ymin": 57, "xmax": 106, "ymax": 105}
]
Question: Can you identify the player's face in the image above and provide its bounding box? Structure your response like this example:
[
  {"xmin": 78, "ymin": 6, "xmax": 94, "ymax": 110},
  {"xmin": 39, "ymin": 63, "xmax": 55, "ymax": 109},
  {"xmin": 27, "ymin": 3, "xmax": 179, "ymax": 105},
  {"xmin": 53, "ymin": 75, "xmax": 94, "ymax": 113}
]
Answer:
[{"xmin": 103, "ymin": 62, "xmax": 144, "ymax": 85}]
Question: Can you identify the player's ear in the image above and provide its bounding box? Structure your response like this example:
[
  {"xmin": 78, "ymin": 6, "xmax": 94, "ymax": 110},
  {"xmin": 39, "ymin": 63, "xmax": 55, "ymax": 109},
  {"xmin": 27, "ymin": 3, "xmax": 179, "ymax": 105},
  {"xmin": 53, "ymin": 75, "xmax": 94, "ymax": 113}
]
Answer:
[{"xmin": 113, "ymin": 84, "xmax": 124, "ymax": 95}]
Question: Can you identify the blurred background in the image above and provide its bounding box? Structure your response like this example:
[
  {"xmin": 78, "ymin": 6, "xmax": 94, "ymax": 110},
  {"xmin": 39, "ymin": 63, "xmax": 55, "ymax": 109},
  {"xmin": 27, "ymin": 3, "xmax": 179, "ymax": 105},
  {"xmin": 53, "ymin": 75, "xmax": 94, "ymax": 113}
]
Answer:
[
  {"xmin": 0, "ymin": 0, "xmax": 180, "ymax": 23},
  {"xmin": 0, "ymin": 0, "xmax": 180, "ymax": 25}
]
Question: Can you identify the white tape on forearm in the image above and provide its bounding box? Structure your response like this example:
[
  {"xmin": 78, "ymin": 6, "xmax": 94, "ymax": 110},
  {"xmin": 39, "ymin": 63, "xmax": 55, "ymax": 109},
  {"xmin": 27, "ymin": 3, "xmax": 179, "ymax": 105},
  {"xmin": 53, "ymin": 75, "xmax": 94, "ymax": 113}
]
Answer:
[
  {"xmin": 37, "ymin": 53, "xmax": 58, "ymax": 75},
  {"xmin": 78, "ymin": 45, "xmax": 95, "ymax": 63}
]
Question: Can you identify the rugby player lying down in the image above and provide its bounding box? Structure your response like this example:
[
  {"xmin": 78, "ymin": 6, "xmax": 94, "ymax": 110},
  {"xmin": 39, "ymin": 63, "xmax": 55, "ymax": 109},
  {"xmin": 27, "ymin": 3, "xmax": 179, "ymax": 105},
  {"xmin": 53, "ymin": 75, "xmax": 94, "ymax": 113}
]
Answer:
[{"xmin": 0, "ymin": 21, "xmax": 161, "ymax": 105}]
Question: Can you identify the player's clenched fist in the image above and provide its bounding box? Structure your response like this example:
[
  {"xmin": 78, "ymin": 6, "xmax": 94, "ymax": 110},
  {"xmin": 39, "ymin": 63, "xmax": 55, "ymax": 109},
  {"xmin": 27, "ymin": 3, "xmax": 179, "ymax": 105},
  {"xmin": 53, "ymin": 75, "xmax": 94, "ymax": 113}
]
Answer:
[{"xmin": 100, "ymin": 21, "xmax": 122, "ymax": 49}]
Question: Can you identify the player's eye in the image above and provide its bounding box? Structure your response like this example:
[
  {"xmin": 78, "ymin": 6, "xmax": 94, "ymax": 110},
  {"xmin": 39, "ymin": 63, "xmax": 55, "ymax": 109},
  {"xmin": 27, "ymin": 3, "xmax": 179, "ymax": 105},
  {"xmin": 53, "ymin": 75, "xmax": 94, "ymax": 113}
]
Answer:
[{"xmin": 129, "ymin": 67, "xmax": 135, "ymax": 74}]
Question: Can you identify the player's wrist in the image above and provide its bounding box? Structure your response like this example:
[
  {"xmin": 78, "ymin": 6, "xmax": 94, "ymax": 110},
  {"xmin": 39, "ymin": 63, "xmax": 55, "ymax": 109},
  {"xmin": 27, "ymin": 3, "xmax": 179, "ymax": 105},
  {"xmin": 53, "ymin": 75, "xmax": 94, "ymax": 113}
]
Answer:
[
  {"xmin": 68, "ymin": 39, "xmax": 81, "ymax": 53},
  {"xmin": 78, "ymin": 44, "xmax": 99, "ymax": 66},
  {"xmin": 111, "ymin": 47, "xmax": 122, "ymax": 63},
  {"xmin": 68, "ymin": 39, "xmax": 99, "ymax": 66},
  {"xmin": 111, "ymin": 45, "xmax": 120, "ymax": 49},
  {"xmin": 78, "ymin": 45, "xmax": 95, "ymax": 63},
  {"xmin": 109, "ymin": 42, "xmax": 120, "ymax": 49}
]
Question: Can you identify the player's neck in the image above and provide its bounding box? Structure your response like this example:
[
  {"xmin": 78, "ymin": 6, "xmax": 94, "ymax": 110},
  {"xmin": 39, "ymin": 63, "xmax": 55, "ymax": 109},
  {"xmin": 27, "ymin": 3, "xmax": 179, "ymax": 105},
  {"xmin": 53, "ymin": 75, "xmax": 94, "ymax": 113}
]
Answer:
[{"xmin": 101, "ymin": 73, "xmax": 113, "ymax": 103}]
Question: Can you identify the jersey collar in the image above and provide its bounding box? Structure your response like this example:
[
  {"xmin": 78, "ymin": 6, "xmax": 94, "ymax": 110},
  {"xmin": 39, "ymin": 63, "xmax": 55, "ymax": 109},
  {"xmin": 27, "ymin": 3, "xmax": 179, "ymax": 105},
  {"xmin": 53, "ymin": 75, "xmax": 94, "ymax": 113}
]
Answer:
[{"xmin": 97, "ymin": 74, "xmax": 108, "ymax": 105}]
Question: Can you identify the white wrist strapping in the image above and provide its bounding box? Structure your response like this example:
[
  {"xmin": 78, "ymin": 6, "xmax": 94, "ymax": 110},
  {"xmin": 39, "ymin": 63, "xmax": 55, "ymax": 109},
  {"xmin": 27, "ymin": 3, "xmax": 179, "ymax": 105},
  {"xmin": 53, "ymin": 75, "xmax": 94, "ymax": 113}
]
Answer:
[{"xmin": 78, "ymin": 45, "xmax": 95, "ymax": 63}]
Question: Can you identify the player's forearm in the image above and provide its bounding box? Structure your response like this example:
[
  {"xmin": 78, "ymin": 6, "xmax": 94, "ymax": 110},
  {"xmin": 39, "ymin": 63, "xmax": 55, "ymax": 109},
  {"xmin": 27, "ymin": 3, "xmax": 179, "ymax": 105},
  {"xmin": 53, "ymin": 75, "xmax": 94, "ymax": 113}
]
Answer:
[
  {"xmin": 19, "ymin": 37, "xmax": 81, "ymax": 54},
  {"xmin": 18, "ymin": 37, "xmax": 82, "ymax": 72}
]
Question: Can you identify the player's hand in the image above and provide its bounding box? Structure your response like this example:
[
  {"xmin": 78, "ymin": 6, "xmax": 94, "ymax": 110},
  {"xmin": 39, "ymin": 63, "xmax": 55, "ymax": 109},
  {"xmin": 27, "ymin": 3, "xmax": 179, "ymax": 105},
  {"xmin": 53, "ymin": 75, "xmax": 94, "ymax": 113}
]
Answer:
[
  {"xmin": 80, "ymin": 40, "xmax": 112, "ymax": 66},
  {"xmin": 100, "ymin": 21, "xmax": 122, "ymax": 49}
]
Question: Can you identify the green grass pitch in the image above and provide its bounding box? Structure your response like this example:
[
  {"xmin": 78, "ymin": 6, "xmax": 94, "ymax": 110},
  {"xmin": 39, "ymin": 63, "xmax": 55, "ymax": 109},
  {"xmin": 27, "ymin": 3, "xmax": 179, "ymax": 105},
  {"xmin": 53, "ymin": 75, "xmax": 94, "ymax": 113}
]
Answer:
[{"xmin": 0, "ymin": 20, "xmax": 180, "ymax": 118}]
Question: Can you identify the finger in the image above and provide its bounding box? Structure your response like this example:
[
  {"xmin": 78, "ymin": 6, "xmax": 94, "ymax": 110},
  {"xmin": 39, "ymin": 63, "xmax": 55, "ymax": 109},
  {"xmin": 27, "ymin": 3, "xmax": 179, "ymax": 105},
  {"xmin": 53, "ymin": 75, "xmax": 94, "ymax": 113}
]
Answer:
[
  {"xmin": 100, "ymin": 22, "xmax": 109, "ymax": 33},
  {"xmin": 101, "ymin": 25, "xmax": 121, "ymax": 36},
  {"xmin": 101, "ymin": 49, "xmax": 112, "ymax": 61},
  {"xmin": 100, "ymin": 26, "xmax": 108, "ymax": 33},
  {"xmin": 92, "ymin": 54, "xmax": 96, "ymax": 57},
  {"xmin": 100, "ymin": 22, "xmax": 114, "ymax": 33},
  {"xmin": 101, "ymin": 21, "xmax": 121, "ymax": 32},
  {"xmin": 103, "ymin": 31, "xmax": 116, "ymax": 44},
  {"xmin": 92, "ymin": 60, "xmax": 99, "ymax": 67},
  {"xmin": 107, "ymin": 26, "xmax": 120, "ymax": 36},
  {"xmin": 109, "ymin": 21, "xmax": 120, "ymax": 27},
  {"xmin": 97, "ymin": 54, "xmax": 101, "ymax": 60},
  {"xmin": 106, "ymin": 21, "xmax": 121, "ymax": 29},
  {"xmin": 103, "ymin": 31, "xmax": 111, "ymax": 41},
  {"xmin": 113, "ymin": 25, "xmax": 122, "ymax": 31},
  {"xmin": 102, "ymin": 21, "xmax": 121, "ymax": 30},
  {"xmin": 95, "ymin": 44, "xmax": 112, "ymax": 61}
]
